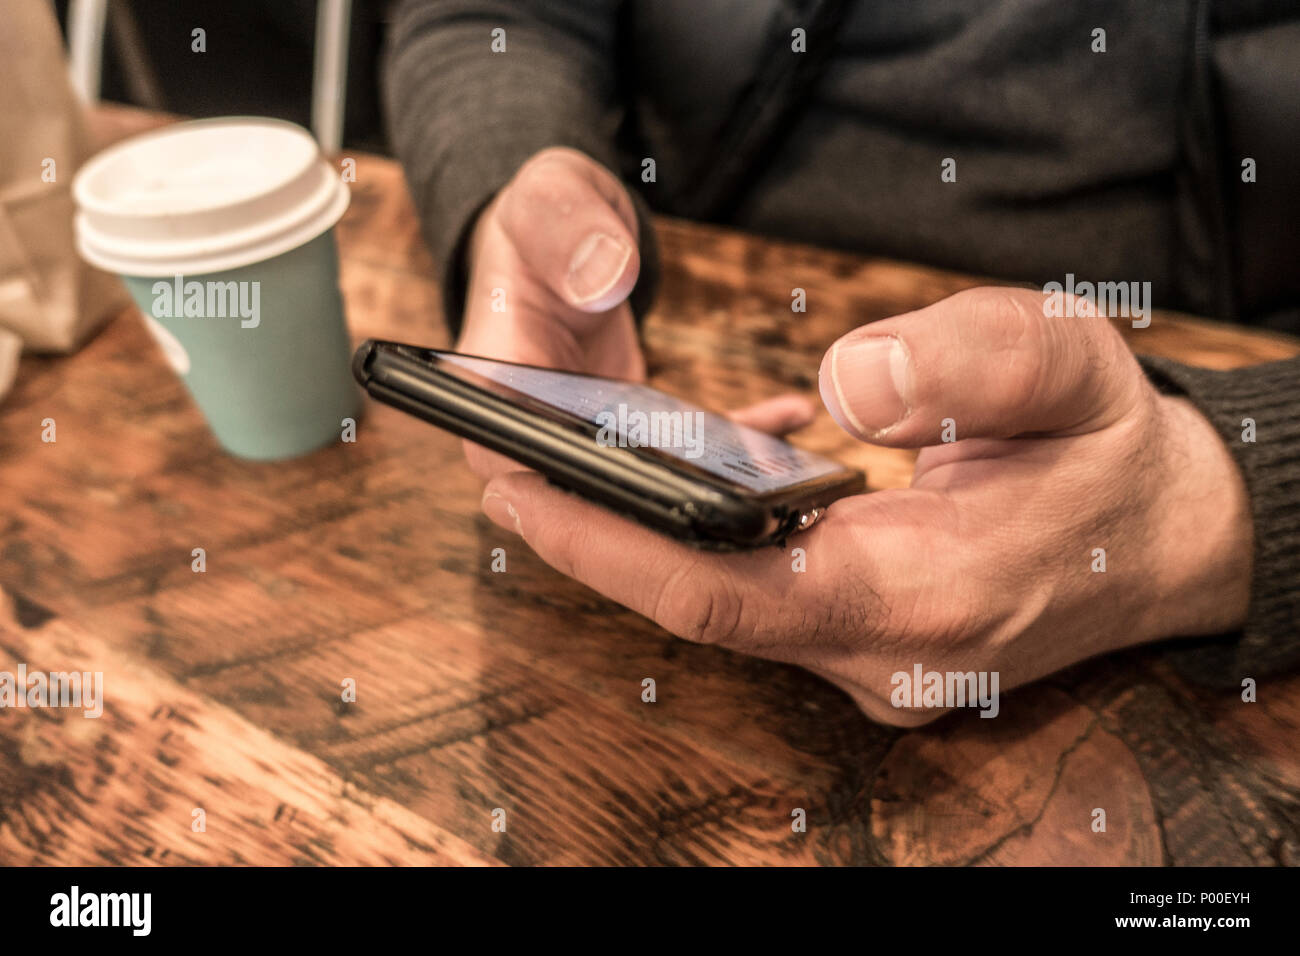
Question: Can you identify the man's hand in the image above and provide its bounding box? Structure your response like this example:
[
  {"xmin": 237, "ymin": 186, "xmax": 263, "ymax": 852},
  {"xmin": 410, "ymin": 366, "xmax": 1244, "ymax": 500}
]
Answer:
[
  {"xmin": 454, "ymin": 146, "xmax": 815, "ymax": 477},
  {"xmin": 478, "ymin": 287, "xmax": 1255, "ymax": 726},
  {"xmin": 457, "ymin": 147, "xmax": 645, "ymax": 478}
]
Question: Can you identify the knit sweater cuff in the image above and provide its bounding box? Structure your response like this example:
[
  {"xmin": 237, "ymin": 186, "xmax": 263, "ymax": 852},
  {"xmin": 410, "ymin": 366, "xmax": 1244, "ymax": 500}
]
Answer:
[{"xmin": 1138, "ymin": 354, "xmax": 1300, "ymax": 684}]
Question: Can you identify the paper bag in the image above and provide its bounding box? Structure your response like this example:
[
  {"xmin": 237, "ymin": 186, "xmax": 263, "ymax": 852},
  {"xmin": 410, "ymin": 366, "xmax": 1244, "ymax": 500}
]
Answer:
[{"xmin": 0, "ymin": 0, "xmax": 129, "ymax": 376}]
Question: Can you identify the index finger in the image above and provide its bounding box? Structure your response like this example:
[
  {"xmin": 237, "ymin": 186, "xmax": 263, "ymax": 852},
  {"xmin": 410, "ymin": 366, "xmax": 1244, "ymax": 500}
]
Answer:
[{"xmin": 479, "ymin": 471, "xmax": 874, "ymax": 650}]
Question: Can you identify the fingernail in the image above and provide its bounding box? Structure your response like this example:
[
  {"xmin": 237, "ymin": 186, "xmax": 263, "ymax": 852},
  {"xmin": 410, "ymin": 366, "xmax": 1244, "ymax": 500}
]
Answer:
[
  {"xmin": 819, "ymin": 334, "xmax": 911, "ymax": 438},
  {"xmin": 481, "ymin": 489, "xmax": 522, "ymax": 535},
  {"xmin": 566, "ymin": 232, "xmax": 631, "ymax": 305}
]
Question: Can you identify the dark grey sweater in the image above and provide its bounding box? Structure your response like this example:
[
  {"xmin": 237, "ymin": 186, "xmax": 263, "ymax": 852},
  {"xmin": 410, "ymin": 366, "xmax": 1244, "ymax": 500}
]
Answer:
[{"xmin": 383, "ymin": 0, "xmax": 1300, "ymax": 683}]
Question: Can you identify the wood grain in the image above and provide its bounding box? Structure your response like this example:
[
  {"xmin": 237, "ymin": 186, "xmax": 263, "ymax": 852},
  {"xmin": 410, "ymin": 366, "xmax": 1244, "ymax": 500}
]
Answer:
[{"xmin": 1, "ymin": 104, "xmax": 1297, "ymax": 866}]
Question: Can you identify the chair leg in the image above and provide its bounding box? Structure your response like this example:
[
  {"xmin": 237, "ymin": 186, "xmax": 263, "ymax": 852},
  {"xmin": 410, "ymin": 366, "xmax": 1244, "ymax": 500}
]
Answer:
[
  {"xmin": 66, "ymin": 0, "xmax": 110, "ymax": 104},
  {"xmin": 312, "ymin": 0, "xmax": 353, "ymax": 155},
  {"xmin": 107, "ymin": 0, "xmax": 165, "ymax": 110}
]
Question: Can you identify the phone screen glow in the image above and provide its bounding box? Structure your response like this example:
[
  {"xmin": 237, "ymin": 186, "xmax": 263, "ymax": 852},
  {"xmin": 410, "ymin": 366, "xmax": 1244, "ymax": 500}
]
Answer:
[{"xmin": 435, "ymin": 353, "xmax": 843, "ymax": 494}]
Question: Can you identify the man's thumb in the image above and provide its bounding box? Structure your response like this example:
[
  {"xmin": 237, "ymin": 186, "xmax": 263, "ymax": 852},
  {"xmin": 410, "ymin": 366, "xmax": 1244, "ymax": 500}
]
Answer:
[
  {"xmin": 494, "ymin": 148, "xmax": 640, "ymax": 313},
  {"xmin": 818, "ymin": 287, "xmax": 1146, "ymax": 447}
]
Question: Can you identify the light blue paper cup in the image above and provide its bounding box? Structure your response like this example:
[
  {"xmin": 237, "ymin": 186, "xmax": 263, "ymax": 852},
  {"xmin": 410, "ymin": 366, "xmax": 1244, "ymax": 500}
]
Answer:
[{"xmin": 74, "ymin": 117, "xmax": 359, "ymax": 460}]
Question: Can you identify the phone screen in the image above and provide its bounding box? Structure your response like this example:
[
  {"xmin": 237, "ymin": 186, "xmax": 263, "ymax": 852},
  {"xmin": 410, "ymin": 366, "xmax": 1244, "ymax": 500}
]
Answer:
[{"xmin": 421, "ymin": 349, "xmax": 845, "ymax": 495}]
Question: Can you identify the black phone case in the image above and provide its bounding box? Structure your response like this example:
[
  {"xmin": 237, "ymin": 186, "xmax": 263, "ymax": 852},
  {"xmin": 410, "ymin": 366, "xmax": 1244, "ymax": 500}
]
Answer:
[{"xmin": 352, "ymin": 340, "xmax": 865, "ymax": 549}]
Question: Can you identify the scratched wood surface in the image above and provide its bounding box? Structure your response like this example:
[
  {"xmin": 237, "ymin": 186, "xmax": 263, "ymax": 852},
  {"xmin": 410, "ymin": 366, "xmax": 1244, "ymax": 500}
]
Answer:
[{"xmin": 1, "ymin": 105, "xmax": 1298, "ymax": 866}]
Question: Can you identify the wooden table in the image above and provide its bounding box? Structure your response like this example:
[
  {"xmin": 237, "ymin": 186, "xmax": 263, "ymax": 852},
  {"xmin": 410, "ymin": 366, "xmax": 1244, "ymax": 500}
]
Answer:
[{"xmin": 2, "ymin": 106, "xmax": 1297, "ymax": 866}]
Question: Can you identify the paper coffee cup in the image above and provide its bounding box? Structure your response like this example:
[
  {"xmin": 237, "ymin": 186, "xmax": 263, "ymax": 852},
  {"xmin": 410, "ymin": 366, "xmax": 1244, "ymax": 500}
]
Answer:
[{"xmin": 73, "ymin": 117, "xmax": 359, "ymax": 460}]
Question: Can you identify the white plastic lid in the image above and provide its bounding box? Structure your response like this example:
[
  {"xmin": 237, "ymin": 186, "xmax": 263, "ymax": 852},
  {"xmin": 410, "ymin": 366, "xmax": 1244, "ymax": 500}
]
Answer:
[{"xmin": 73, "ymin": 117, "xmax": 350, "ymax": 276}]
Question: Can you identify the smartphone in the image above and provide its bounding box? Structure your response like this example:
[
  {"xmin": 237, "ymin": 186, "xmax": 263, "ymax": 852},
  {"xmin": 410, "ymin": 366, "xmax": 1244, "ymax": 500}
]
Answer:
[{"xmin": 351, "ymin": 340, "xmax": 865, "ymax": 549}]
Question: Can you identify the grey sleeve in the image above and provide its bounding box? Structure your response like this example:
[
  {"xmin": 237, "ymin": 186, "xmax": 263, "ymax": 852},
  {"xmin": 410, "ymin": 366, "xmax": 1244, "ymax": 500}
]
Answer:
[
  {"xmin": 382, "ymin": 0, "xmax": 659, "ymax": 336},
  {"xmin": 1139, "ymin": 354, "xmax": 1300, "ymax": 685}
]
